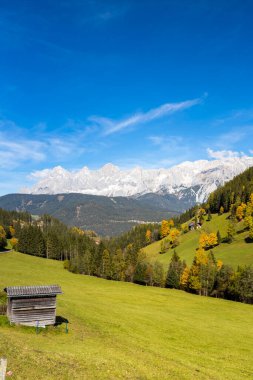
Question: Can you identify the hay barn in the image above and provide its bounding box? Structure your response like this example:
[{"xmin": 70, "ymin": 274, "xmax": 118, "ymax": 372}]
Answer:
[{"xmin": 4, "ymin": 285, "xmax": 62, "ymax": 326}]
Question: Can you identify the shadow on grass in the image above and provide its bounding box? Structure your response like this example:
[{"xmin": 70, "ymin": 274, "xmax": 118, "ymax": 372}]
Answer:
[
  {"xmin": 245, "ymin": 237, "xmax": 253, "ymax": 243},
  {"xmin": 54, "ymin": 315, "xmax": 69, "ymax": 326},
  {"xmin": 0, "ymin": 248, "xmax": 13, "ymax": 253}
]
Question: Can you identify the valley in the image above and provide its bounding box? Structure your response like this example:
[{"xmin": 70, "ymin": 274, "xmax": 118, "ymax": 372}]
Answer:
[{"xmin": 0, "ymin": 193, "xmax": 184, "ymax": 236}]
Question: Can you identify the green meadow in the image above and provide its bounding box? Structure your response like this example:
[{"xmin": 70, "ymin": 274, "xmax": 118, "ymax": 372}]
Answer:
[
  {"xmin": 144, "ymin": 213, "xmax": 253, "ymax": 269},
  {"xmin": 0, "ymin": 251, "xmax": 253, "ymax": 379}
]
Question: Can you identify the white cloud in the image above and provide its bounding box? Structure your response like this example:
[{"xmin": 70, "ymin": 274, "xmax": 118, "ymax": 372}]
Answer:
[
  {"xmin": 0, "ymin": 119, "xmax": 89, "ymax": 170},
  {"xmin": 207, "ymin": 148, "xmax": 245, "ymax": 160},
  {"xmin": 90, "ymin": 96, "xmax": 204, "ymax": 135},
  {"xmin": 0, "ymin": 131, "xmax": 46, "ymax": 169}
]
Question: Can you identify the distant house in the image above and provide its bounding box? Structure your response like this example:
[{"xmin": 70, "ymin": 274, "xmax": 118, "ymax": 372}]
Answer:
[
  {"xmin": 188, "ymin": 221, "xmax": 202, "ymax": 231},
  {"xmin": 188, "ymin": 222, "xmax": 195, "ymax": 231},
  {"xmin": 4, "ymin": 285, "xmax": 62, "ymax": 326}
]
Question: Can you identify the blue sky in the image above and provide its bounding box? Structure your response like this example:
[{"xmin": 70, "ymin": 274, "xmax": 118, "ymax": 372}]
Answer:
[{"xmin": 0, "ymin": 0, "xmax": 253, "ymax": 194}]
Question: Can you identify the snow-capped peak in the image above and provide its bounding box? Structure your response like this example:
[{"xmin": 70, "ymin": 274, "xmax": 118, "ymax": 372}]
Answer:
[{"xmin": 24, "ymin": 157, "xmax": 253, "ymax": 203}]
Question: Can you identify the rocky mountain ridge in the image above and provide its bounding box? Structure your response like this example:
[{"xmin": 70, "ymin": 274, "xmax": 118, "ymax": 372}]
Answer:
[{"xmin": 24, "ymin": 157, "xmax": 253, "ymax": 203}]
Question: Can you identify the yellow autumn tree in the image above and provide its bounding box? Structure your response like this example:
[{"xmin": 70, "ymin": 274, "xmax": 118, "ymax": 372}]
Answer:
[
  {"xmin": 208, "ymin": 232, "xmax": 218, "ymax": 248},
  {"xmin": 199, "ymin": 233, "xmax": 209, "ymax": 249},
  {"xmin": 244, "ymin": 215, "xmax": 253, "ymax": 229},
  {"xmin": 10, "ymin": 237, "xmax": 18, "ymax": 249},
  {"xmin": 160, "ymin": 220, "xmax": 170, "ymax": 238},
  {"xmin": 199, "ymin": 207, "xmax": 206, "ymax": 216},
  {"xmin": 217, "ymin": 259, "xmax": 223, "ymax": 270},
  {"xmin": 245, "ymin": 203, "xmax": 253, "ymax": 217},
  {"xmin": 219, "ymin": 206, "xmax": 224, "ymax": 215},
  {"xmin": 195, "ymin": 248, "xmax": 208, "ymax": 265},
  {"xmin": 168, "ymin": 219, "xmax": 174, "ymax": 228},
  {"xmin": 9, "ymin": 226, "xmax": 15, "ymax": 237},
  {"xmin": 145, "ymin": 229, "xmax": 152, "ymax": 244},
  {"xmin": 180, "ymin": 266, "xmax": 190, "ymax": 288},
  {"xmin": 169, "ymin": 228, "xmax": 180, "ymax": 243},
  {"xmin": 71, "ymin": 227, "xmax": 85, "ymax": 235},
  {"xmin": 199, "ymin": 232, "xmax": 217, "ymax": 249},
  {"xmin": 236, "ymin": 203, "xmax": 246, "ymax": 221}
]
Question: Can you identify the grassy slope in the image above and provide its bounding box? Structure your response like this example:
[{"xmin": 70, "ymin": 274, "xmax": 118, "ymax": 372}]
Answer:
[
  {"xmin": 0, "ymin": 252, "xmax": 253, "ymax": 379},
  {"xmin": 144, "ymin": 213, "xmax": 253, "ymax": 268}
]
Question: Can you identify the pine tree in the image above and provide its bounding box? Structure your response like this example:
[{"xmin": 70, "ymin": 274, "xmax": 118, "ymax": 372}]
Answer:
[
  {"xmin": 166, "ymin": 251, "xmax": 184, "ymax": 289},
  {"xmin": 102, "ymin": 249, "xmax": 111, "ymax": 279},
  {"xmin": 214, "ymin": 264, "xmax": 233, "ymax": 298},
  {"xmin": 0, "ymin": 225, "xmax": 7, "ymax": 249},
  {"xmin": 249, "ymin": 224, "xmax": 253, "ymax": 241},
  {"xmin": 217, "ymin": 230, "xmax": 222, "ymax": 244},
  {"xmin": 207, "ymin": 210, "xmax": 212, "ymax": 221},
  {"xmin": 153, "ymin": 262, "xmax": 165, "ymax": 287},
  {"xmin": 227, "ymin": 218, "xmax": 236, "ymax": 243},
  {"xmin": 112, "ymin": 248, "xmax": 125, "ymax": 281}
]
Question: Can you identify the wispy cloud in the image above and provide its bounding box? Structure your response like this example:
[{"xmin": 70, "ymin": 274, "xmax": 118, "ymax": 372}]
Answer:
[
  {"xmin": 0, "ymin": 131, "xmax": 46, "ymax": 169},
  {"xmin": 0, "ymin": 119, "xmax": 89, "ymax": 170},
  {"xmin": 148, "ymin": 135, "xmax": 183, "ymax": 149},
  {"xmin": 213, "ymin": 109, "xmax": 253, "ymax": 126},
  {"xmin": 216, "ymin": 130, "xmax": 247, "ymax": 148},
  {"xmin": 90, "ymin": 96, "xmax": 204, "ymax": 135},
  {"xmin": 207, "ymin": 148, "xmax": 245, "ymax": 160}
]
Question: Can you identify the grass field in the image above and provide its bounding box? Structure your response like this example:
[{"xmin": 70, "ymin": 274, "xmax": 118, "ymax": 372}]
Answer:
[
  {"xmin": 0, "ymin": 251, "xmax": 253, "ymax": 379},
  {"xmin": 144, "ymin": 213, "xmax": 253, "ymax": 269}
]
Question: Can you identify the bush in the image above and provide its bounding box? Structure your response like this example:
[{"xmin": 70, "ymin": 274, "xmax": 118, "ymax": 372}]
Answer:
[{"xmin": 63, "ymin": 260, "xmax": 70, "ymax": 270}]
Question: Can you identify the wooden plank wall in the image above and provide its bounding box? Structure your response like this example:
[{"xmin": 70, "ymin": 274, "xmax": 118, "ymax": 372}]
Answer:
[
  {"xmin": 0, "ymin": 304, "xmax": 7, "ymax": 315},
  {"xmin": 8, "ymin": 296, "xmax": 57, "ymax": 326}
]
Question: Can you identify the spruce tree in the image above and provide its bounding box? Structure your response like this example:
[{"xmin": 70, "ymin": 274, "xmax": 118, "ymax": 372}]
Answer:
[
  {"xmin": 166, "ymin": 251, "xmax": 184, "ymax": 289},
  {"xmin": 217, "ymin": 230, "xmax": 222, "ymax": 244},
  {"xmin": 102, "ymin": 249, "xmax": 111, "ymax": 279},
  {"xmin": 227, "ymin": 218, "xmax": 236, "ymax": 243}
]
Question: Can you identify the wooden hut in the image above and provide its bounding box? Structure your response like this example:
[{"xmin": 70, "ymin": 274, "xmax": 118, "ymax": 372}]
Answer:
[{"xmin": 4, "ymin": 285, "xmax": 62, "ymax": 326}]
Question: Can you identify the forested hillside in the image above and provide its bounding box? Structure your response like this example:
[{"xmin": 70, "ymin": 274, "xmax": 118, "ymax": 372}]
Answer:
[
  {"xmin": 0, "ymin": 193, "xmax": 182, "ymax": 236},
  {"xmin": 207, "ymin": 166, "xmax": 253, "ymax": 212}
]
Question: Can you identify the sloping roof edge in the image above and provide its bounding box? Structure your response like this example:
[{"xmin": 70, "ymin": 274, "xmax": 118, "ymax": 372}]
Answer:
[{"xmin": 4, "ymin": 285, "xmax": 62, "ymax": 297}]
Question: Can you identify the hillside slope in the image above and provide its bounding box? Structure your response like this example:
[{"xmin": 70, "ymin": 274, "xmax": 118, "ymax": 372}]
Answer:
[
  {"xmin": 144, "ymin": 213, "xmax": 253, "ymax": 268},
  {"xmin": 0, "ymin": 251, "xmax": 253, "ymax": 379}
]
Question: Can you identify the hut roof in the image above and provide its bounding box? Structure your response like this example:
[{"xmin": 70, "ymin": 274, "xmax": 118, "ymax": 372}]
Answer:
[{"xmin": 4, "ymin": 285, "xmax": 62, "ymax": 298}]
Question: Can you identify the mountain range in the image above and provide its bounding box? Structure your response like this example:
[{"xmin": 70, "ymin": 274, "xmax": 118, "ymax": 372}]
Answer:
[
  {"xmin": 1, "ymin": 157, "xmax": 253, "ymax": 236},
  {"xmin": 25, "ymin": 157, "xmax": 253, "ymax": 203}
]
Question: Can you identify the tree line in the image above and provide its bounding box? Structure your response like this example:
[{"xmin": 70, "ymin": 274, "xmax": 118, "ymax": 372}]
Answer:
[{"xmin": 166, "ymin": 250, "xmax": 253, "ymax": 304}]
